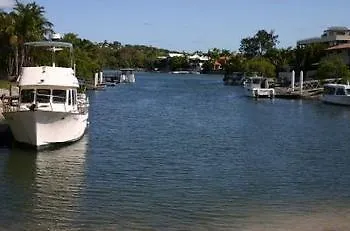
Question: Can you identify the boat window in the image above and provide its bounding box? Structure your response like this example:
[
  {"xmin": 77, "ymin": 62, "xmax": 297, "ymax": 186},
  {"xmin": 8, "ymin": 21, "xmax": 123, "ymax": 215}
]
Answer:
[
  {"xmin": 68, "ymin": 90, "xmax": 72, "ymax": 105},
  {"xmin": 346, "ymin": 89, "xmax": 350, "ymax": 95},
  {"xmin": 252, "ymin": 79, "xmax": 261, "ymax": 84},
  {"xmin": 324, "ymin": 86, "xmax": 335, "ymax": 95},
  {"xmin": 36, "ymin": 89, "xmax": 51, "ymax": 103},
  {"xmin": 20, "ymin": 89, "xmax": 35, "ymax": 103},
  {"xmin": 52, "ymin": 90, "xmax": 66, "ymax": 103},
  {"xmin": 336, "ymin": 88, "xmax": 346, "ymax": 96}
]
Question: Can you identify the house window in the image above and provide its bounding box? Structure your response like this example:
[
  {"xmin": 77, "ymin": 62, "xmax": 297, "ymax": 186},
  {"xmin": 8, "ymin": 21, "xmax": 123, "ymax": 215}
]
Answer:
[
  {"xmin": 52, "ymin": 90, "xmax": 66, "ymax": 103},
  {"xmin": 36, "ymin": 89, "xmax": 51, "ymax": 103},
  {"xmin": 20, "ymin": 89, "xmax": 35, "ymax": 103}
]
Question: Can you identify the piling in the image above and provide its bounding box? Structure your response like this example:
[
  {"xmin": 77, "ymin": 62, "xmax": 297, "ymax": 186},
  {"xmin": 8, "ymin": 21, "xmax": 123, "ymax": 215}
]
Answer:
[{"xmin": 291, "ymin": 70, "xmax": 295, "ymax": 91}]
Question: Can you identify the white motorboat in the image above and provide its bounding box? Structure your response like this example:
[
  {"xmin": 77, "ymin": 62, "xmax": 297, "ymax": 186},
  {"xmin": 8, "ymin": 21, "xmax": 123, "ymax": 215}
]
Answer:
[
  {"xmin": 1, "ymin": 41, "xmax": 89, "ymax": 148},
  {"xmin": 244, "ymin": 76, "xmax": 275, "ymax": 98},
  {"xmin": 119, "ymin": 68, "xmax": 135, "ymax": 83},
  {"xmin": 321, "ymin": 83, "xmax": 350, "ymax": 106}
]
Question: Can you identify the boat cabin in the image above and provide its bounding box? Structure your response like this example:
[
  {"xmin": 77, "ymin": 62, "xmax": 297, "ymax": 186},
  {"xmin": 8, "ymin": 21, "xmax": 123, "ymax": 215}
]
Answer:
[
  {"xmin": 119, "ymin": 68, "xmax": 135, "ymax": 83},
  {"xmin": 244, "ymin": 77, "xmax": 270, "ymax": 89},
  {"xmin": 323, "ymin": 84, "xmax": 350, "ymax": 96},
  {"xmin": 13, "ymin": 41, "xmax": 84, "ymax": 113},
  {"xmin": 19, "ymin": 87, "xmax": 79, "ymax": 112}
]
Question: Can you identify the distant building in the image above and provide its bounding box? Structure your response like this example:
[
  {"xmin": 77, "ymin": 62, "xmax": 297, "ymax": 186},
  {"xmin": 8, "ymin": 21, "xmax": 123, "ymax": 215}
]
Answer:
[{"xmin": 297, "ymin": 26, "xmax": 350, "ymax": 47}]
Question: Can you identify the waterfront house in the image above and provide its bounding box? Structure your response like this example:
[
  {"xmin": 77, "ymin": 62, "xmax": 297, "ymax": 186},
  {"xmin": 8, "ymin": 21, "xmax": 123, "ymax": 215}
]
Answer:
[
  {"xmin": 297, "ymin": 26, "xmax": 350, "ymax": 47},
  {"xmin": 326, "ymin": 43, "xmax": 350, "ymax": 66}
]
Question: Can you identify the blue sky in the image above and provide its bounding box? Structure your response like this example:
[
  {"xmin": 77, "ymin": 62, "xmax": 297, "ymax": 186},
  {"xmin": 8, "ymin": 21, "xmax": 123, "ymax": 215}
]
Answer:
[{"xmin": 4, "ymin": 0, "xmax": 350, "ymax": 52}]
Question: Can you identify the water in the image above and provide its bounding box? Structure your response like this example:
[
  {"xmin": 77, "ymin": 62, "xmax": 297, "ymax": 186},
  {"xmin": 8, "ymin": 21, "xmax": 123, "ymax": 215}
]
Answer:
[{"xmin": 1, "ymin": 73, "xmax": 350, "ymax": 230}]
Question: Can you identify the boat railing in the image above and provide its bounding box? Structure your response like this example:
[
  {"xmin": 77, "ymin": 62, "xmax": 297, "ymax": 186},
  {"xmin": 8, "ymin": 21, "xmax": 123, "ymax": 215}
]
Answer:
[
  {"xmin": 77, "ymin": 93, "xmax": 89, "ymax": 114},
  {"xmin": 1, "ymin": 95, "xmax": 19, "ymax": 113},
  {"xmin": 1, "ymin": 93, "xmax": 89, "ymax": 114}
]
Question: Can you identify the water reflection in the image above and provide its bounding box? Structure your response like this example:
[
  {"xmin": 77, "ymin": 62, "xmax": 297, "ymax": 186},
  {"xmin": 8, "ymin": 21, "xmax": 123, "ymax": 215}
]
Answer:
[{"xmin": 0, "ymin": 135, "xmax": 88, "ymax": 230}]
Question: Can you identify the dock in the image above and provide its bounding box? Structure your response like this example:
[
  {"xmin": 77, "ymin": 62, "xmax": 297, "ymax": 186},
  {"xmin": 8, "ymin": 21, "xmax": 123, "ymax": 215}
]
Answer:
[{"xmin": 275, "ymin": 87, "xmax": 323, "ymax": 99}]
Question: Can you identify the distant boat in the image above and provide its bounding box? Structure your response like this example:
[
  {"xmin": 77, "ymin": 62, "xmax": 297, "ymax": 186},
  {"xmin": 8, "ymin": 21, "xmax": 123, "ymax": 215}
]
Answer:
[
  {"xmin": 1, "ymin": 40, "xmax": 89, "ymax": 148},
  {"xmin": 244, "ymin": 76, "xmax": 275, "ymax": 98},
  {"xmin": 119, "ymin": 68, "xmax": 135, "ymax": 83},
  {"xmin": 321, "ymin": 83, "xmax": 350, "ymax": 106}
]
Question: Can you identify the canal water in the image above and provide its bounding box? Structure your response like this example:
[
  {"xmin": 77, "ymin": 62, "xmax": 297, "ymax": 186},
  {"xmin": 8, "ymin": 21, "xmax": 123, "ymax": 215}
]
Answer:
[{"xmin": 1, "ymin": 73, "xmax": 350, "ymax": 230}]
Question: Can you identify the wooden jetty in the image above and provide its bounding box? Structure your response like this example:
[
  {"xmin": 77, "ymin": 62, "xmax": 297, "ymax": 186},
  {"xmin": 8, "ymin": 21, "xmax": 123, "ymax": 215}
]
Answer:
[{"xmin": 275, "ymin": 78, "xmax": 341, "ymax": 99}]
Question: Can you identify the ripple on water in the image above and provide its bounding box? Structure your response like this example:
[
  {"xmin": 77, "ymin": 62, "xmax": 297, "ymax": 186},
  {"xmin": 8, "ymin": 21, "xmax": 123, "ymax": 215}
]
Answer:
[{"xmin": 1, "ymin": 73, "xmax": 350, "ymax": 230}]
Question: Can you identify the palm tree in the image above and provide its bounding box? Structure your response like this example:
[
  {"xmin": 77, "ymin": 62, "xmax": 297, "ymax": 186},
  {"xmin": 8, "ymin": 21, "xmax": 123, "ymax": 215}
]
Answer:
[
  {"xmin": 0, "ymin": 11, "xmax": 17, "ymax": 77},
  {"xmin": 12, "ymin": 1, "xmax": 53, "ymax": 75}
]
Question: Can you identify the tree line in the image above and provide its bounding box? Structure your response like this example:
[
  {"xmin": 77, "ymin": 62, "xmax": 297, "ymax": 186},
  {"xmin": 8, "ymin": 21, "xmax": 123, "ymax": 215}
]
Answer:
[{"xmin": 1, "ymin": 1, "xmax": 349, "ymax": 81}]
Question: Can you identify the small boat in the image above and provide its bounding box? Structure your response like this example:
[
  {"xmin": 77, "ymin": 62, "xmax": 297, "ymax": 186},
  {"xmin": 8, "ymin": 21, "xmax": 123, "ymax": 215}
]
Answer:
[
  {"xmin": 1, "ymin": 40, "xmax": 89, "ymax": 148},
  {"xmin": 243, "ymin": 76, "xmax": 275, "ymax": 98},
  {"xmin": 321, "ymin": 83, "xmax": 350, "ymax": 106},
  {"xmin": 119, "ymin": 68, "xmax": 135, "ymax": 83}
]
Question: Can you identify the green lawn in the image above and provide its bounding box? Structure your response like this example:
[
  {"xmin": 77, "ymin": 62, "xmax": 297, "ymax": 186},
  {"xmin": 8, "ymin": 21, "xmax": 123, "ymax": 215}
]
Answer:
[{"xmin": 0, "ymin": 80, "xmax": 11, "ymax": 89}]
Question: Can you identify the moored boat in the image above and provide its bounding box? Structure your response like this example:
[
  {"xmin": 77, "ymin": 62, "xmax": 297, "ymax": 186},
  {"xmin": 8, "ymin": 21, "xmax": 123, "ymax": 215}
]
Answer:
[
  {"xmin": 1, "ymin": 40, "xmax": 89, "ymax": 148},
  {"xmin": 120, "ymin": 68, "xmax": 135, "ymax": 83},
  {"xmin": 243, "ymin": 76, "xmax": 275, "ymax": 98},
  {"xmin": 321, "ymin": 83, "xmax": 350, "ymax": 106}
]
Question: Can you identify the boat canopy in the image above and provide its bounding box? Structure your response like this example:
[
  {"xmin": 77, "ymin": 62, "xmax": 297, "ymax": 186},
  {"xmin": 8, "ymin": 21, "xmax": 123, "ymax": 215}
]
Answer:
[{"xmin": 24, "ymin": 41, "xmax": 73, "ymax": 49}]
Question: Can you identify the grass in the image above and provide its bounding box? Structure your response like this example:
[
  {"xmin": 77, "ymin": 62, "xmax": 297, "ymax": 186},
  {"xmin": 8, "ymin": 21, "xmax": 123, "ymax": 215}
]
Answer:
[{"xmin": 0, "ymin": 80, "xmax": 11, "ymax": 89}]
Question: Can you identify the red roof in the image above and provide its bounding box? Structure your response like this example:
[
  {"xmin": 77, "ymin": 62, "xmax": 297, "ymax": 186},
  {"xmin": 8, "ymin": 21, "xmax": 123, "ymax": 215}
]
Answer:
[{"xmin": 327, "ymin": 43, "xmax": 350, "ymax": 50}]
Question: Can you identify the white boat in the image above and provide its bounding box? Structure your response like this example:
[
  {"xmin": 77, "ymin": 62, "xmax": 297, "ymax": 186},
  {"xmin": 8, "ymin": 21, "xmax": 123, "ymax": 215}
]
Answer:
[
  {"xmin": 321, "ymin": 83, "xmax": 350, "ymax": 106},
  {"xmin": 1, "ymin": 41, "xmax": 89, "ymax": 148},
  {"xmin": 119, "ymin": 68, "xmax": 135, "ymax": 83},
  {"xmin": 243, "ymin": 76, "xmax": 275, "ymax": 98}
]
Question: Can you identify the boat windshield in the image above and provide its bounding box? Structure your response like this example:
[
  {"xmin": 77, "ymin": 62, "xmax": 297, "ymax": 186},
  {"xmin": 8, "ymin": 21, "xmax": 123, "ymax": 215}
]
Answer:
[
  {"xmin": 324, "ymin": 86, "xmax": 336, "ymax": 95},
  {"xmin": 20, "ymin": 89, "xmax": 35, "ymax": 103}
]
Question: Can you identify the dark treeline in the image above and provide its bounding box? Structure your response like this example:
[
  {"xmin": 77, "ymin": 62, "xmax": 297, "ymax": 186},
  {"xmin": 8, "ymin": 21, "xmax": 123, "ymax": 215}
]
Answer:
[{"xmin": 1, "ymin": 2, "xmax": 349, "ymax": 81}]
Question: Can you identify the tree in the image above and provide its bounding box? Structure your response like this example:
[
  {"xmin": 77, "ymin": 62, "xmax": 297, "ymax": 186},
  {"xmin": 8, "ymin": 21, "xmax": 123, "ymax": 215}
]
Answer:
[
  {"xmin": 316, "ymin": 54, "xmax": 350, "ymax": 82},
  {"xmin": 246, "ymin": 57, "xmax": 276, "ymax": 78},
  {"xmin": 239, "ymin": 30, "xmax": 279, "ymax": 57},
  {"xmin": 265, "ymin": 47, "xmax": 294, "ymax": 74},
  {"xmin": 223, "ymin": 54, "xmax": 246, "ymax": 74},
  {"xmin": 14, "ymin": 2, "xmax": 53, "ymax": 71},
  {"xmin": 294, "ymin": 43, "xmax": 327, "ymax": 72}
]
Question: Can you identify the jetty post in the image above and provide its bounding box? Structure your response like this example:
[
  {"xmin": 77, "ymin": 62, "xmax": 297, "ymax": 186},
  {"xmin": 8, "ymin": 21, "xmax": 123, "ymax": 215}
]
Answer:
[
  {"xmin": 300, "ymin": 70, "xmax": 304, "ymax": 95},
  {"xmin": 291, "ymin": 70, "xmax": 295, "ymax": 91},
  {"xmin": 99, "ymin": 71, "xmax": 103, "ymax": 84},
  {"xmin": 94, "ymin": 72, "xmax": 98, "ymax": 87}
]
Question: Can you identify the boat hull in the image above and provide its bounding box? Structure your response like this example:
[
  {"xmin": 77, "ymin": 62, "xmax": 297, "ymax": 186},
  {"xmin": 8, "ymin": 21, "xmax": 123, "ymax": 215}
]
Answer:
[
  {"xmin": 245, "ymin": 87, "xmax": 275, "ymax": 98},
  {"xmin": 3, "ymin": 110, "xmax": 88, "ymax": 148},
  {"xmin": 321, "ymin": 95, "xmax": 350, "ymax": 106}
]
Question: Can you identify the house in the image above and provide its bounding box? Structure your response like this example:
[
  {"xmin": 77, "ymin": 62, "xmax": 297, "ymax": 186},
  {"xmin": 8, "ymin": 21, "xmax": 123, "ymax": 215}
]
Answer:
[
  {"xmin": 297, "ymin": 26, "xmax": 350, "ymax": 47},
  {"xmin": 326, "ymin": 43, "xmax": 350, "ymax": 66}
]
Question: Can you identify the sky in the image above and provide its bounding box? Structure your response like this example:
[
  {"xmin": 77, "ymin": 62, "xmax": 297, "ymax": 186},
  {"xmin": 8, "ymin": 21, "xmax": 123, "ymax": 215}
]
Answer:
[{"xmin": 2, "ymin": 0, "xmax": 350, "ymax": 52}]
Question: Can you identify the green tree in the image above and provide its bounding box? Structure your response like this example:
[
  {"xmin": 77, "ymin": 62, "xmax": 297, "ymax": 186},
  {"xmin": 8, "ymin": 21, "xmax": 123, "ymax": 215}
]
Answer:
[
  {"xmin": 246, "ymin": 57, "xmax": 276, "ymax": 78},
  {"xmin": 239, "ymin": 30, "xmax": 279, "ymax": 57},
  {"xmin": 316, "ymin": 54, "xmax": 350, "ymax": 82},
  {"xmin": 13, "ymin": 2, "xmax": 53, "ymax": 74},
  {"xmin": 294, "ymin": 43, "xmax": 327, "ymax": 72},
  {"xmin": 223, "ymin": 55, "xmax": 246, "ymax": 74}
]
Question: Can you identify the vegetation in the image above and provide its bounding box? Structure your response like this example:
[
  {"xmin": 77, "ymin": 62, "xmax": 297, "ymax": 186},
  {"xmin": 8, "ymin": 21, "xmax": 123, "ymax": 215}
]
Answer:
[
  {"xmin": 317, "ymin": 55, "xmax": 350, "ymax": 82},
  {"xmin": 1, "ymin": 1, "xmax": 349, "ymax": 83}
]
